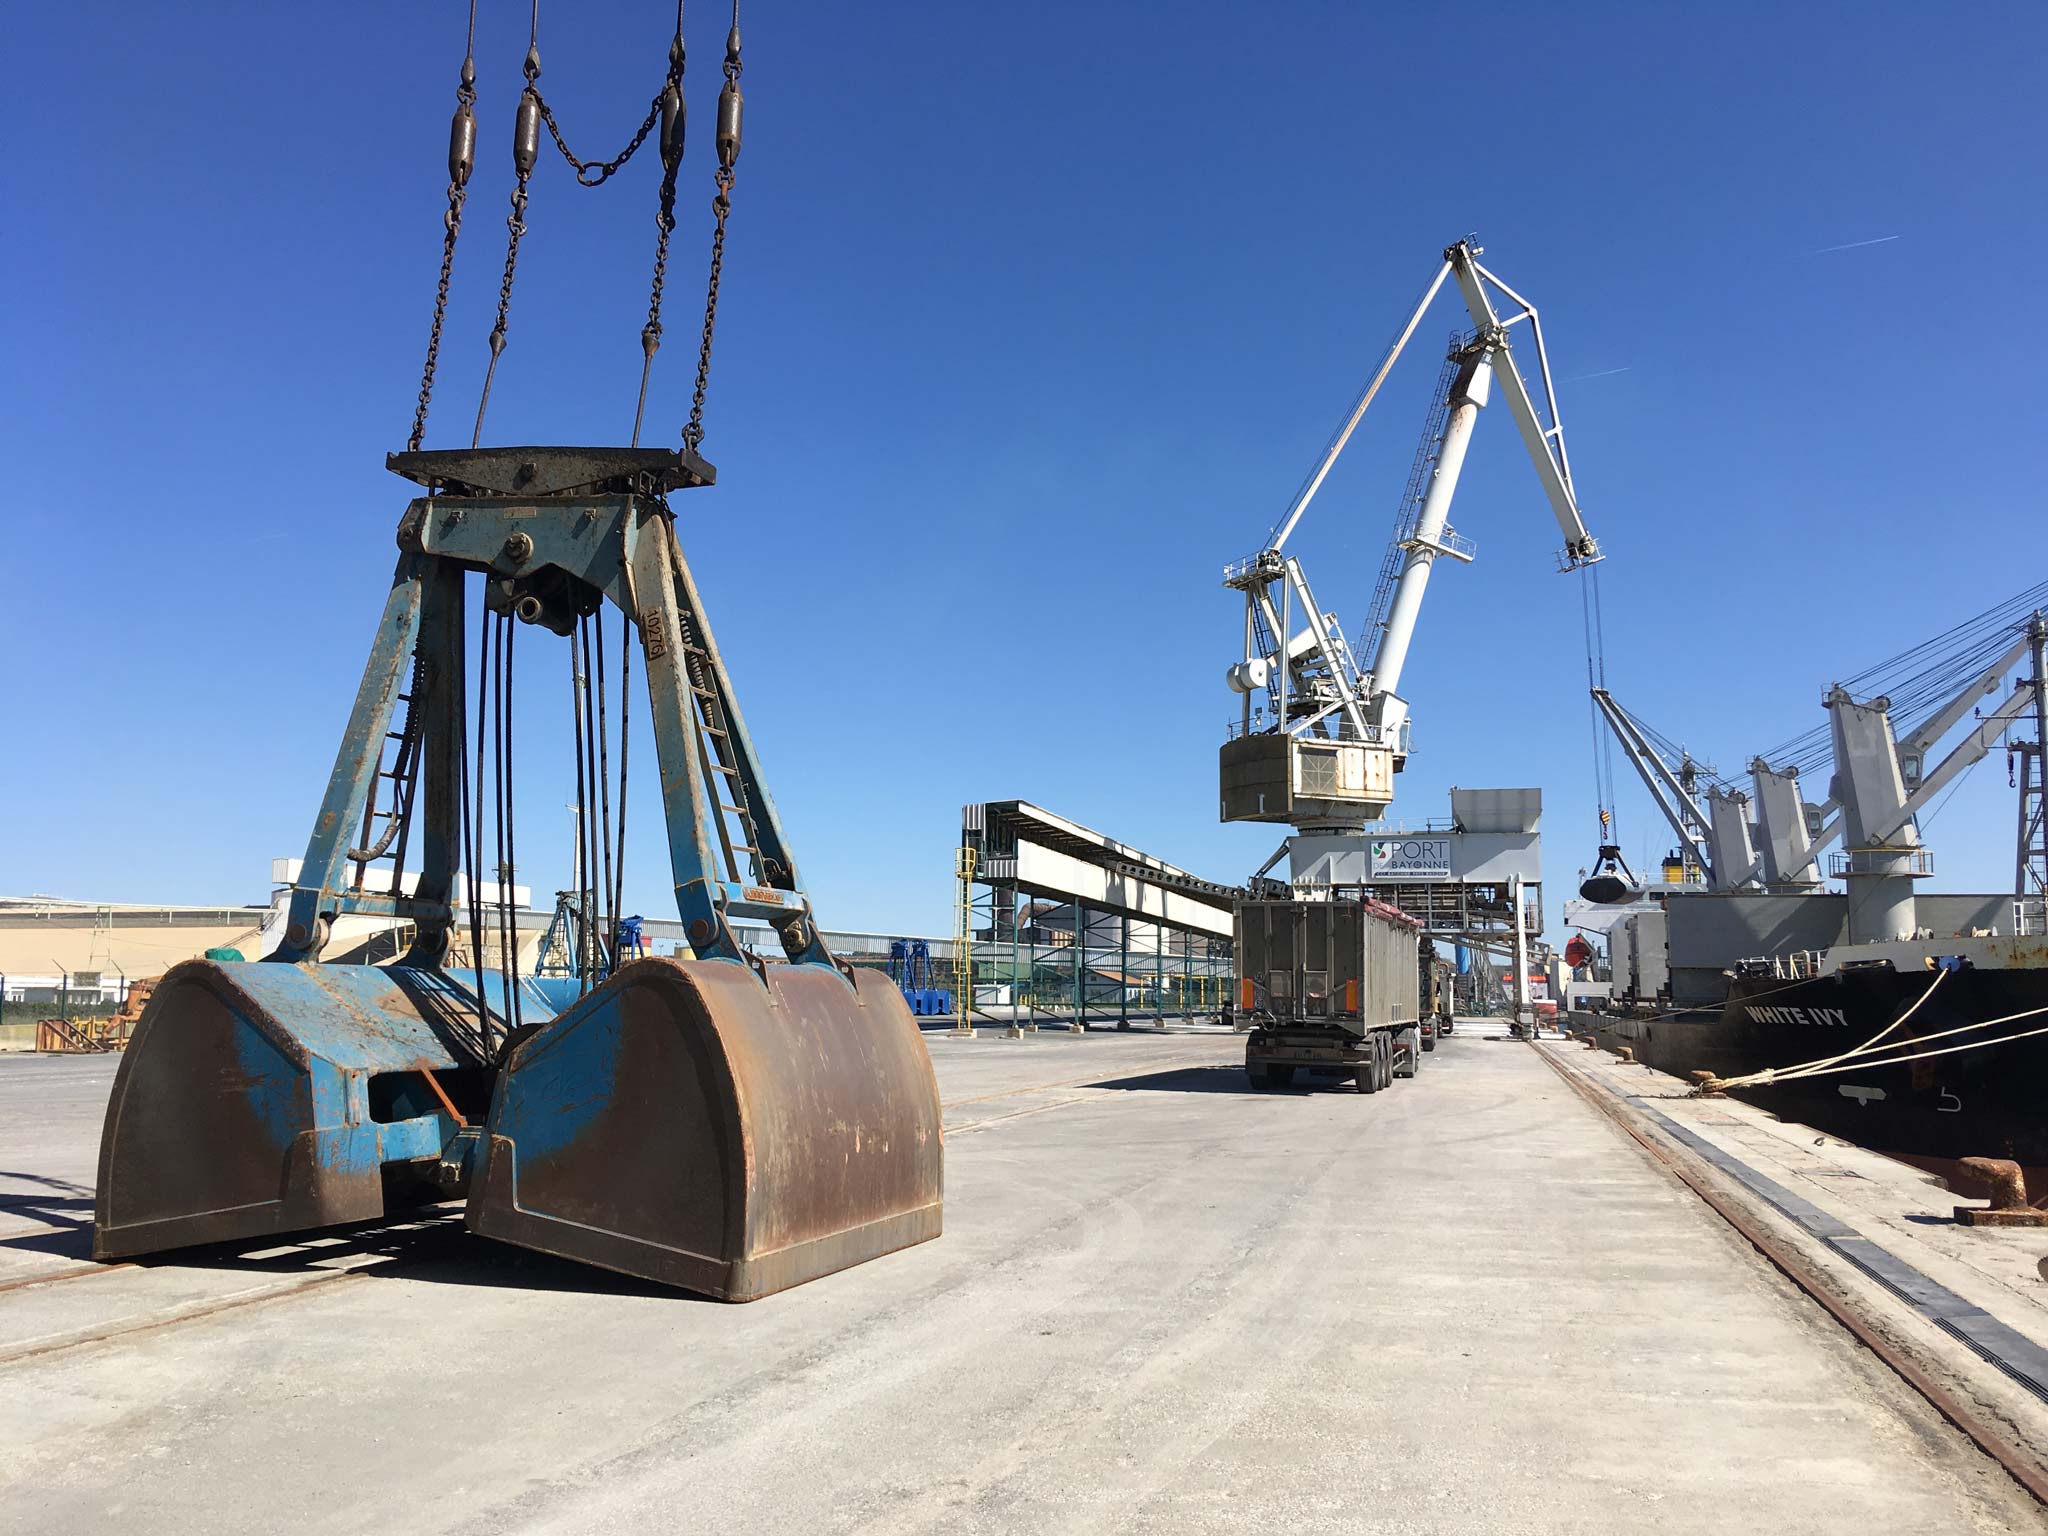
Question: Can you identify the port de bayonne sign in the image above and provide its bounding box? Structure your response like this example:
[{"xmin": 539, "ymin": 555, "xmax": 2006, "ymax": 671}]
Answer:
[{"xmin": 1369, "ymin": 837, "xmax": 1453, "ymax": 880}]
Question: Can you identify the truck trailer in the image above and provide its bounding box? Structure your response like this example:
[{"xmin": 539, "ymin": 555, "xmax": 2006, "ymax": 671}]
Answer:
[{"xmin": 1237, "ymin": 892, "xmax": 1423, "ymax": 1092}]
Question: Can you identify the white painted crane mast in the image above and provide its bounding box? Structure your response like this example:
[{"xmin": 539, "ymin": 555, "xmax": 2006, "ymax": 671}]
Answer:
[{"xmin": 1221, "ymin": 240, "xmax": 1602, "ymax": 833}]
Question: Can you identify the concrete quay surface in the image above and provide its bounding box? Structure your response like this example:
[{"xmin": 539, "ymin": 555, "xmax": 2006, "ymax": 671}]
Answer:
[
  {"xmin": 3, "ymin": 1027, "xmax": 2045, "ymax": 1534},
  {"xmin": 1545, "ymin": 1035, "xmax": 2048, "ymax": 1484}
]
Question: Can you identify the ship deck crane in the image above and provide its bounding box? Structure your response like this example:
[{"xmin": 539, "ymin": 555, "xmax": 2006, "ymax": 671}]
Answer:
[
  {"xmin": 1585, "ymin": 602, "xmax": 2048, "ymax": 936},
  {"xmin": 1221, "ymin": 240, "xmax": 1602, "ymax": 835}
]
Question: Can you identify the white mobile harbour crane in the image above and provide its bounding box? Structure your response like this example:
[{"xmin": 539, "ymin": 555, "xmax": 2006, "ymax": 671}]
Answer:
[{"xmin": 1223, "ymin": 239, "xmax": 1604, "ymax": 1090}]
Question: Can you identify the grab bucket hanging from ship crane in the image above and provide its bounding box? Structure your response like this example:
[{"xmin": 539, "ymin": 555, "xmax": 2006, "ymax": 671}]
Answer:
[
  {"xmin": 94, "ymin": 447, "xmax": 944, "ymax": 1300},
  {"xmin": 1579, "ymin": 843, "xmax": 1639, "ymax": 905}
]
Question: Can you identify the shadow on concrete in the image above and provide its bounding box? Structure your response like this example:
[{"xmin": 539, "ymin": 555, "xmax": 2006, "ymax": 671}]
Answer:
[
  {"xmin": 383, "ymin": 1236, "xmax": 702, "ymax": 1301},
  {"xmin": 0, "ymin": 1224, "xmax": 94, "ymax": 1261},
  {"xmin": 0, "ymin": 1171, "xmax": 97, "ymax": 1257},
  {"xmin": 126, "ymin": 1210, "xmax": 702, "ymax": 1302},
  {"xmin": 0, "ymin": 1175, "xmax": 710, "ymax": 1301},
  {"xmin": 1091, "ymin": 1064, "xmax": 1362, "ymax": 1096},
  {"xmin": 0, "ymin": 1192, "xmax": 93, "ymax": 1222}
]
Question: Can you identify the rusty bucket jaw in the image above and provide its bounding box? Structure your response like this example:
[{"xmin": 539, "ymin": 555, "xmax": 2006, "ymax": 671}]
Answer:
[
  {"xmin": 467, "ymin": 956, "xmax": 942, "ymax": 1301},
  {"xmin": 93, "ymin": 960, "xmax": 492, "ymax": 1261}
]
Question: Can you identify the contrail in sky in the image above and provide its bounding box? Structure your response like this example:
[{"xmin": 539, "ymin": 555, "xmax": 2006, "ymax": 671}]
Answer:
[
  {"xmin": 1564, "ymin": 366, "xmax": 1631, "ymax": 383},
  {"xmin": 1806, "ymin": 234, "xmax": 1900, "ymax": 255}
]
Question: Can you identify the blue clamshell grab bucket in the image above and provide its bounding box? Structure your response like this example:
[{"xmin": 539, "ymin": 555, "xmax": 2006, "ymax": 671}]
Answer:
[
  {"xmin": 96, "ymin": 448, "xmax": 947, "ymax": 1300},
  {"xmin": 470, "ymin": 958, "xmax": 941, "ymax": 1300},
  {"xmin": 94, "ymin": 955, "xmax": 942, "ymax": 1301}
]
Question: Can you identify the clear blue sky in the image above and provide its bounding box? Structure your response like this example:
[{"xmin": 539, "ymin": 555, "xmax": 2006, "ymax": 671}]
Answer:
[{"xmin": 4, "ymin": 1, "xmax": 2043, "ymax": 936}]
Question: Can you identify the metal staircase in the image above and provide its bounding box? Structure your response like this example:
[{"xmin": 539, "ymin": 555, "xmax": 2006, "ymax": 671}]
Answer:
[{"xmin": 677, "ymin": 626, "xmax": 770, "ymax": 885}]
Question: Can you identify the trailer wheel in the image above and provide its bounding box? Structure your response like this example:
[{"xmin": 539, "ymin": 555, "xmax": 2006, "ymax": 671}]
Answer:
[
  {"xmin": 1355, "ymin": 1048, "xmax": 1379, "ymax": 1095},
  {"xmin": 1377, "ymin": 1034, "xmax": 1393, "ymax": 1091},
  {"xmin": 1422, "ymin": 1031, "xmax": 1437, "ymax": 1053}
]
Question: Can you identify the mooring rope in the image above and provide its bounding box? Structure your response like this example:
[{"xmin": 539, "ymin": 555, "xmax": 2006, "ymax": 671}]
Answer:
[
  {"xmin": 1699, "ymin": 968, "xmax": 2048, "ymax": 1091},
  {"xmin": 1718, "ymin": 1003, "xmax": 2048, "ymax": 1089},
  {"xmin": 1713, "ymin": 969, "xmax": 1945, "ymax": 1089}
]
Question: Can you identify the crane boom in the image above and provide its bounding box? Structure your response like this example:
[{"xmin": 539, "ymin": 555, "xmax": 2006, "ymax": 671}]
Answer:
[
  {"xmin": 1269, "ymin": 262, "xmax": 1453, "ymax": 552},
  {"xmin": 1449, "ymin": 250, "xmax": 1601, "ymax": 567}
]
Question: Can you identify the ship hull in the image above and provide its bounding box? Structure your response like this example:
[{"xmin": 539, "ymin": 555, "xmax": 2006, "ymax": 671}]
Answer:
[{"xmin": 1588, "ymin": 963, "xmax": 2048, "ymax": 1197}]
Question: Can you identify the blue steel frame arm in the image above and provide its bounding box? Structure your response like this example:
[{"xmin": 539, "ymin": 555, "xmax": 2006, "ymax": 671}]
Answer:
[
  {"xmin": 271, "ymin": 466, "xmax": 847, "ymax": 988},
  {"xmin": 401, "ymin": 561, "xmax": 467, "ymax": 966},
  {"xmin": 658, "ymin": 519, "xmax": 818, "ymax": 912},
  {"xmin": 632, "ymin": 507, "xmax": 834, "ymax": 969},
  {"xmin": 275, "ymin": 558, "xmax": 430, "ymax": 962}
]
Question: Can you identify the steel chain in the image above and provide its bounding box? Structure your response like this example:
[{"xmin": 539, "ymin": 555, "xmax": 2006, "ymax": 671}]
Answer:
[
  {"xmin": 631, "ymin": 41, "xmax": 687, "ymax": 446},
  {"xmin": 683, "ymin": 18, "xmax": 741, "ymax": 453},
  {"xmin": 682, "ymin": 172, "xmax": 731, "ymax": 453},
  {"xmin": 632, "ymin": 183, "xmax": 680, "ymax": 445},
  {"xmin": 533, "ymin": 87, "xmax": 664, "ymax": 186},
  {"xmin": 407, "ymin": 65, "xmax": 477, "ymax": 453},
  {"xmin": 470, "ymin": 172, "xmax": 531, "ymax": 448},
  {"xmin": 407, "ymin": 174, "xmax": 469, "ymax": 452}
]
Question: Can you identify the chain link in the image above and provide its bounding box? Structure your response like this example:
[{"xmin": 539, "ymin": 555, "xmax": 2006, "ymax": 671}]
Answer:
[
  {"xmin": 632, "ymin": 180, "xmax": 681, "ymax": 446},
  {"xmin": 408, "ymin": 174, "xmax": 470, "ymax": 454},
  {"xmin": 407, "ymin": 71, "xmax": 476, "ymax": 453},
  {"xmin": 631, "ymin": 42, "xmax": 687, "ymax": 446},
  {"xmin": 684, "ymin": 23, "xmax": 743, "ymax": 455},
  {"xmin": 533, "ymin": 87, "xmax": 664, "ymax": 187},
  {"xmin": 472, "ymin": 46, "xmax": 545, "ymax": 448},
  {"xmin": 682, "ymin": 166, "xmax": 732, "ymax": 454},
  {"xmin": 472, "ymin": 170, "xmax": 532, "ymax": 448}
]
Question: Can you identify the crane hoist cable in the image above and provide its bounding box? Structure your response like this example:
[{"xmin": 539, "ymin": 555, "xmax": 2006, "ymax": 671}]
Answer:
[{"xmin": 1580, "ymin": 560, "xmax": 1618, "ymax": 843}]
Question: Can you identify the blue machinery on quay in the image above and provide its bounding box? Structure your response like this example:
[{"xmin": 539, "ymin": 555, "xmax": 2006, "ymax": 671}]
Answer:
[{"xmin": 90, "ymin": 6, "xmax": 942, "ymax": 1302}]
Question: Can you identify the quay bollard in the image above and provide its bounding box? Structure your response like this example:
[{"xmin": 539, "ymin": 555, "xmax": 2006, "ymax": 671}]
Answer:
[
  {"xmin": 1689, "ymin": 1070, "xmax": 1725, "ymax": 1098},
  {"xmin": 1953, "ymin": 1157, "xmax": 2048, "ymax": 1227},
  {"xmin": 1616, "ymin": 1046, "xmax": 1635, "ymax": 1064}
]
